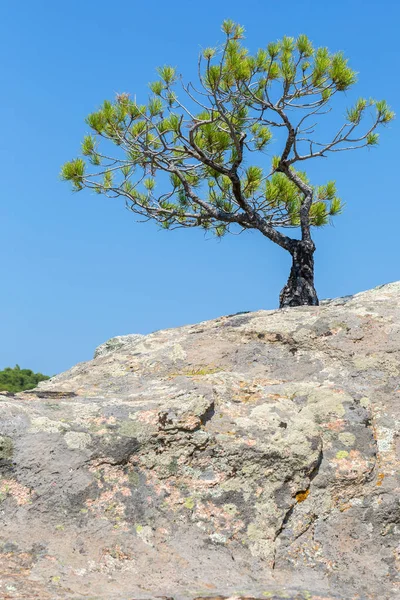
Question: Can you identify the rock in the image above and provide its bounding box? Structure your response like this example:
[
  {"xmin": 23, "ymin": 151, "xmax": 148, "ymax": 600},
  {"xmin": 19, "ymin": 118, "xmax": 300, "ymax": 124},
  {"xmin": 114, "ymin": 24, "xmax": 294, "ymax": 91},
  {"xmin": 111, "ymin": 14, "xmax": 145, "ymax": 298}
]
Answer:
[
  {"xmin": 93, "ymin": 333, "xmax": 144, "ymax": 358},
  {"xmin": 0, "ymin": 281, "xmax": 400, "ymax": 599}
]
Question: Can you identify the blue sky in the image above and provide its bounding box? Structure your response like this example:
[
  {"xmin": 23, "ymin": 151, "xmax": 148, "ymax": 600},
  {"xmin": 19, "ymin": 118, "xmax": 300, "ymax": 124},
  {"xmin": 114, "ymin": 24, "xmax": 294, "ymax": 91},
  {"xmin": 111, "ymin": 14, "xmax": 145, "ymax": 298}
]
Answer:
[{"xmin": 1, "ymin": 0, "xmax": 399, "ymax": 375}]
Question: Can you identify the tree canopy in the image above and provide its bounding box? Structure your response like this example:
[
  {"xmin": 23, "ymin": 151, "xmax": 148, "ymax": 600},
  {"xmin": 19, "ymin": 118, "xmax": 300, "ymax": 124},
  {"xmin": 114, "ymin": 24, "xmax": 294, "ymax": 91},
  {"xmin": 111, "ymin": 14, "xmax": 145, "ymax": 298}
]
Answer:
[
  {"xmin": 62, "ymin": 20, "xmax": 394, "ymax": 306},
  {"xmin": 0, "ymin": 365, "xmax": 50, "ymax": 393}
]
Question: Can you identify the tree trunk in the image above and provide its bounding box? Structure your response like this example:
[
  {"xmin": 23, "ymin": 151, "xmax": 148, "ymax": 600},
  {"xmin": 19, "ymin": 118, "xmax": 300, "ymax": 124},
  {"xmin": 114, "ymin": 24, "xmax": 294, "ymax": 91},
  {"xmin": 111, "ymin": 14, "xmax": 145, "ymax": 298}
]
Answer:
[{"xmin": 279, "ymin": 240, "xmax": 319, "ymax": 308}]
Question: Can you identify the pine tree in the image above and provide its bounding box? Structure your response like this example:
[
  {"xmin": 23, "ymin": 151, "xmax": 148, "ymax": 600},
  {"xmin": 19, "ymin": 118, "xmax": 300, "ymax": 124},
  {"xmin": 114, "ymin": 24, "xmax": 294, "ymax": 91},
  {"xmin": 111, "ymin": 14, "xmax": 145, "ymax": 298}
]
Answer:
[{"xmin": 62, "ymin": 21, "xmax": 394, "ymax": 307}]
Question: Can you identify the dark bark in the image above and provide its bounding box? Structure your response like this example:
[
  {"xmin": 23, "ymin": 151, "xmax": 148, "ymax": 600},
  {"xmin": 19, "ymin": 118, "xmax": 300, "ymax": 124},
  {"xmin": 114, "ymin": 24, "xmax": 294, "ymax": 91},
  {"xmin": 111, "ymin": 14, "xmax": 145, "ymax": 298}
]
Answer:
[{"xmin": 279, "ymin": 240, "xmax": 319, "ymax": 308}]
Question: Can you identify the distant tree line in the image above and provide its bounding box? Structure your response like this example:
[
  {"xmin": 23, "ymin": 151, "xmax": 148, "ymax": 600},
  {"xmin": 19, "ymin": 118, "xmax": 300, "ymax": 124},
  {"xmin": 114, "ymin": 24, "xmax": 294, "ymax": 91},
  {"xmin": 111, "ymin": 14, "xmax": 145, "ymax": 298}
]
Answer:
[{"xmin": 0, "ymin": 365, "xmax": 50, "ymax": 393}]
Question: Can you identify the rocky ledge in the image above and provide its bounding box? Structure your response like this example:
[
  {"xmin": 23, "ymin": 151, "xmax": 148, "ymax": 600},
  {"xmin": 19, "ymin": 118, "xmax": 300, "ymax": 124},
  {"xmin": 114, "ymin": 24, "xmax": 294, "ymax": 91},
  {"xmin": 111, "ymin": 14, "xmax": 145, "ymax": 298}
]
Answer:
[{"xmin": 1, "ymin": 282, "xmax": 399, "ymax": 599}]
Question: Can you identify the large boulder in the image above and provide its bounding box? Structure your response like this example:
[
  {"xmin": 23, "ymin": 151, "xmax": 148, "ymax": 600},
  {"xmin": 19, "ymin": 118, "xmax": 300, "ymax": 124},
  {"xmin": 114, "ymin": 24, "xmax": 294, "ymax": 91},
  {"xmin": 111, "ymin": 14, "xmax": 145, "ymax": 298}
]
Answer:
[
  {"xmin": 93, "ymin": 334, "xmax": 144, "ymax": 359},
  {"xmin": 1, "ymin": 282, "xmax": 399, "ymax": 599}
]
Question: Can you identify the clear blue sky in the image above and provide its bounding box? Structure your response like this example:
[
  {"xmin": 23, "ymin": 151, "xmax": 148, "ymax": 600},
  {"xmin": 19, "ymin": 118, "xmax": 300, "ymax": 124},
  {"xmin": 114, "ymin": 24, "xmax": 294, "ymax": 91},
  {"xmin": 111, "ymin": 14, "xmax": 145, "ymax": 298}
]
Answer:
[{"xmin": 1, "ymin": 0, "xmax": 399, "ymax": 375}]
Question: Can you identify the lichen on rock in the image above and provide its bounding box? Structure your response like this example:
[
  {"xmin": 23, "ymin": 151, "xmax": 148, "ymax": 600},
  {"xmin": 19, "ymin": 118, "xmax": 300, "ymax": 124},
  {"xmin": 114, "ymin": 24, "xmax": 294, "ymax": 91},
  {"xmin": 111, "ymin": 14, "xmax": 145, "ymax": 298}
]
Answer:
[
  {"xmin": 1, "ymin": 281, "xmax": 400, "ymax": 599},
  {"xmin": 0, "ymin": 435, "xmax": 13, "ymax": 461}
]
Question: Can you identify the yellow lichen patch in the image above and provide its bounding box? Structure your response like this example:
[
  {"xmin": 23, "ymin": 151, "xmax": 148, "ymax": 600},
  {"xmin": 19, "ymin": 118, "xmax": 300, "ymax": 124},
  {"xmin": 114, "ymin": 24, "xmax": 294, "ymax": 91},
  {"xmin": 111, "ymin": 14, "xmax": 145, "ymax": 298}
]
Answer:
[
  {"xmin": 360, "ymin": 396, "xmax": 370, "ymax": 407},
  {"xmin": 354, "ymin": 354, "xmax": 399, "ymax": 376},
  {"xmin": 223, "ymin": 503, "xmax": 238, "ymax": 515},
  {"xmin": 135, "ymin": 524, "xmax": 154, "ymax": 545},
  {"xmin": 168, "ymin": 365, "xmax": 223, "ymax": 378},
  {"xmin": 336, "ymin": 450, "xmax": 349, "ymax": 459},
  {"xmin": 184, "ymin": 497, "xmax": 195, "ymax": 509},
  {"xmin": 30, "ymin": 416, "xmax": 70, "ymax": 433},
  {"xmin": 64, "ymin": 431, "xmax": 92, "ymax": 450},
  {"xmin": 296, "ymin": 489, "xmax": 310, "ymax": 503}
]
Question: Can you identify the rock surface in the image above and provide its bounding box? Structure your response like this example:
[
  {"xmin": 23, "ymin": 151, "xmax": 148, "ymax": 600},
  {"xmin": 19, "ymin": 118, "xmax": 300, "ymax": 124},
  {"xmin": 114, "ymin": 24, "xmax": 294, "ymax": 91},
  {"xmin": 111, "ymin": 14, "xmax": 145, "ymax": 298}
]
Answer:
[{"xmin": 1, "ymin": 282, "xmax": 399, "ymax": 599}]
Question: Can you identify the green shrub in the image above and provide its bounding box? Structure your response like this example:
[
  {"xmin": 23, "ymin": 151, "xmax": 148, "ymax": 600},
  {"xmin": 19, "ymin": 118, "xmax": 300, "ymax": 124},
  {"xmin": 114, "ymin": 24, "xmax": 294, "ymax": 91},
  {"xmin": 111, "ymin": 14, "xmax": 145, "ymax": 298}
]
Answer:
[{"xmin": 0, "ymin": 365, "xmax": 50, "ymax": 393}]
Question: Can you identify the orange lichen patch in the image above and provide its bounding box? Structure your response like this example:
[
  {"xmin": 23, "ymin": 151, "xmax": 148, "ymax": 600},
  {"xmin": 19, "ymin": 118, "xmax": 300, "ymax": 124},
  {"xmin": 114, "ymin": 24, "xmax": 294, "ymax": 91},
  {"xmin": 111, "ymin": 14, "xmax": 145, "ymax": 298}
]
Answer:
[
  {"xmin": 94, "ymin": 428, "xmax": 108, "ymax": 436},
  {"xmin": 232, "ymin": 380, "xmax": 263, "ymax": 403},
  {"xmin": 85, "ymin": 489, "xmax": 126, "ymax": 520},
  {"xmin": 89, "ymin": 463, "xmax": 130, "ymax": 485},
  {"xmin": 144, "ymin": 468, "xmax": 227, "ymax": 503},
  {"xmin": 324, "ymin": 419, "xmax": 346, "ymax": 432},
  {"xmin": 176, "ymin": 414, "xmax": 201, "ymax": 430},
  {"xmin": 89, "ymin": 415, "xmax": 118, "ymax": 436},
  {"xmin": 0, "ymin": 479, "xmax": 32, "ymax": 505},
  {"xmin": 85, "ymin": 464, "xmax": 133, "ymax": 520},
  {"xmin": 135, "ymin": 410, "xmax": 159, "ymax": 425},
  {"xmin": 284, "ymin": 537, "xmax": 337, "ymax": 572},
  {"xmin": 102, "ymin": 544, "xmax": 133, "ymax": 561},
  {"xmin": 195, "ymin": 500, "xmax": 245, "ymax": 537},
  {"xmin": 199, "ymin": 582, "xmax": 218, "ymax": 590},
  {"xmin": 376, "ymin": 472, "xmax": 385, "ymax": 486},
  {"xmin": 332, "ymin": 449, "xmax": 373, "ymax": 483},
  {"xmin": 244, "ymin": 438, "xmax": 257, "ymax": 446},
  {"xmin": 142, "ymin": 469, "xmax": 185, "ymax": 504},
  {"xmin": 45, "ymin": 555, "xmax": 57, "ymax": 563},
  {"xmin": 295, "ymin": 489, "xmax": 310, "ymax": 503}
]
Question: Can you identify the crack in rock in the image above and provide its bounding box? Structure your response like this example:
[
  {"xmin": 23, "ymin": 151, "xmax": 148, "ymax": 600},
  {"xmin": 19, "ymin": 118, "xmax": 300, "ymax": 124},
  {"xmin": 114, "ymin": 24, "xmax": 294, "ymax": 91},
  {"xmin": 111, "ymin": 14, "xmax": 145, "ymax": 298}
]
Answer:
[{"xmin": 272, "ymin": 446, "xmax": 324, "ymax": 569}]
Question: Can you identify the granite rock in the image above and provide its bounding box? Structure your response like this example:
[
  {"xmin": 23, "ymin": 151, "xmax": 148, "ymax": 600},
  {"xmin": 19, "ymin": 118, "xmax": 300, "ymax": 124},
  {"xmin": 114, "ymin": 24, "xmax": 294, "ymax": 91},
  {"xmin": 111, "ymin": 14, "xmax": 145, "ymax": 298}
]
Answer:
[
  {"xmin": 1, "ymin": 282, "xmax": 399, "ymax": 599},
  {"xmin": 93, "ymin": 334, "xmax": 144, "ymax": 358}
]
